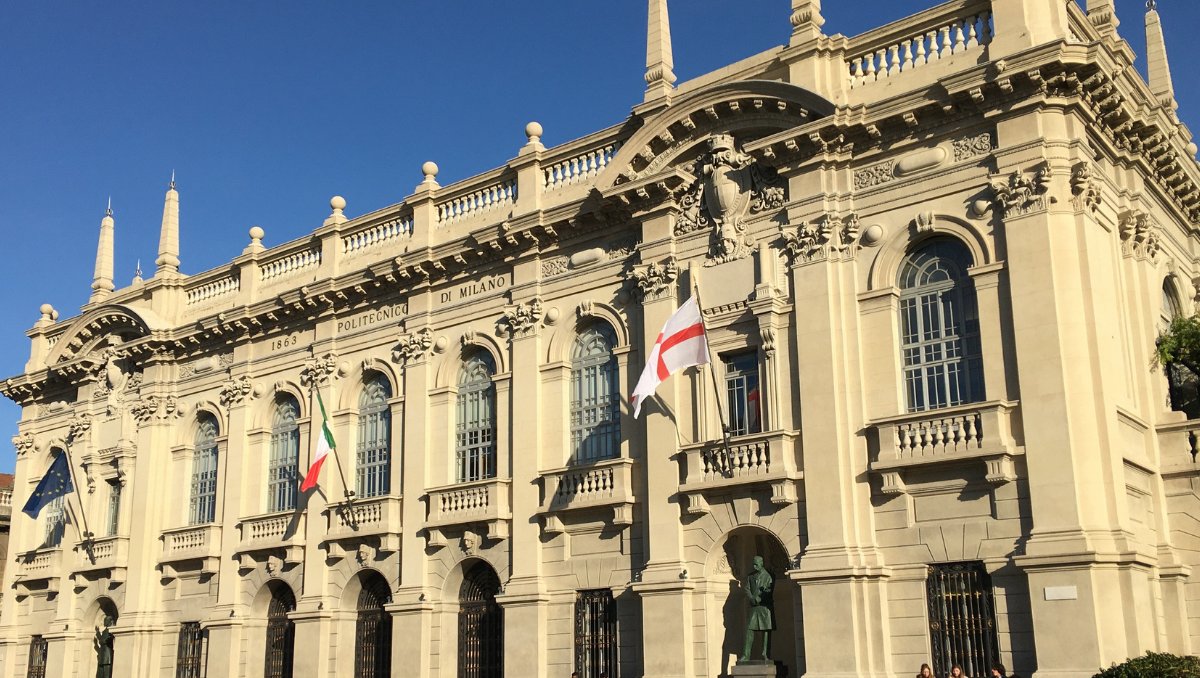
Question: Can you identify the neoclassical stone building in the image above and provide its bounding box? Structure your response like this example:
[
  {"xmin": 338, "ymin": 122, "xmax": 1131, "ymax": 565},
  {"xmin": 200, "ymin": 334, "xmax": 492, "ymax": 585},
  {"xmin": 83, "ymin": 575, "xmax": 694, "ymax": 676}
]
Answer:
[{"xmin": 2, "ymin": 0, "xmax": 1199, "ymax": 676}]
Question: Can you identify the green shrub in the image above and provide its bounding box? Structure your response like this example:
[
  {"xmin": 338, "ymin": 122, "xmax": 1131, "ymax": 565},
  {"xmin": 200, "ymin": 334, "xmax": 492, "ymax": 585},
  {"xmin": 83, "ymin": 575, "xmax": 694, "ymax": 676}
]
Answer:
[{"xmin": 1093, "ymin": 652, "xmax": 1200, "ymax": 678}]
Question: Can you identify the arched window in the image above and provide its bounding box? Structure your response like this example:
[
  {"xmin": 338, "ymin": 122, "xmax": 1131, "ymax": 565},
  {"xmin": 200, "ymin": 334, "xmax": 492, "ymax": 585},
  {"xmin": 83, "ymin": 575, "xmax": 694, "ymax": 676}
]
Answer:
[
  {"xmin": 571, "ymin": 323, "xmax": 621, "ymax": 462},
  {"xmin": 458, "ymin": 561, "xmax": 503, "ymax": 678},
  {"xmin": 354, "ymin": 573, "xmax": 392, "ymax": 678},
  {"xmin": 43, "ymin": 449, "xmax": 68, "ymax": 548},
  {"xmin": 357, "ymin": 374, "xmax": 392, "ymax": 498},
  {"xmin": 456, "ymin": 351, "xmax": 497, "ymax": 483},
  {"xmin": 898, "ymin": 239, "xmax": 984, "ymax": 412},
  {"xmin": 264, "ymin": 583, "xmax": 296, "ymax": 678},
  {"xmin": 268, "ymin": 396, "xmax": 301, "ymax": 513},
  {"xmin": 1161, "ymin": 279, "xmax": 1185, "ymax": 331},
  {"xmin": 189, "ymin": 414, "xmax": 219, "ymax": 525}
]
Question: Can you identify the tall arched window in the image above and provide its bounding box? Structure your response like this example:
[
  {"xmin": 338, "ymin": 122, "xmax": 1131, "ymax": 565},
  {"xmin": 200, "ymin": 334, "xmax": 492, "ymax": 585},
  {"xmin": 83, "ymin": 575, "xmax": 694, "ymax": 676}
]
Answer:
[
  {"xmin": 189, "ymin": 414, "xmax": 219, "ymax": 525},
  {"xmin": 357, "ymin": 374, "xmax": 392, "ymax": 498},
  {"xmin": 264, "ymin": 582, "xmax": 296, "ymax": 678},
  {"xmin": 571, "ymin": 323, "xmax": 620, "ymax": 462},
  {"xmin": 456, "ymin": 351, "xmax": 497, "ymax": 483},
  {"xmin": 899, "ymin": 239, "xmax": 984, "ymax": 412},
  {"xmin": 354, "ymin": 573, "xmax": 392, "ymax": 678},
  {"xmin": 268, "ymin": 396, "xmax": 301, "ymax": 513},
  {"xmin": 43, "ymin": 449, "xmax": 68, "ymax": 548}
]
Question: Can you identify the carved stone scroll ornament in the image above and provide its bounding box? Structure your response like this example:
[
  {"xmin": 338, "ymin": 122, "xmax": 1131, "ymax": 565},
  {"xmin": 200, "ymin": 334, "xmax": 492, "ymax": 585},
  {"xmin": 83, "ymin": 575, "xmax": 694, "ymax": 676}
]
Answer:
[
  {"xmin": 391, "ymin": 327, "xmax": 435, "ymax": 366},
  {"xmin": 11, "ymin": 432, "xmax": 36, "ymax": 456},
  {"xmin": 499, "ymin": 299, "xmax": 545, "ymax": 337},
  {"xmin": 990, "ymin": 165, "xmax": 1054, "ymax": 218},
  {"xmin": 952, "ymin": 132, "xmax": 994, "ymax": 162},
  {"xmin": 1070, "ymin": 162, "xmax": 1102, "ymax": 213},
  {"xmin": 673, "ymin": 135, "xmax": 787, "ymax": 266},
  {"xmin": 626, "ymin": 257, "xmax": 679, "ymax": 302},
  {"xmin": 1119, "ymin": 210, "xmax": 1161, "ymax": 260},
  {"xmin": 300, "ymin": 353, "xmax": 340, "ymax": 390},
  {"xmin": 778, "ymin": 213, "xmax": 861, "ymax": 264},
  {"xmin": 219, "ymin": 376, "xmax": 253, "ymax": 407}
]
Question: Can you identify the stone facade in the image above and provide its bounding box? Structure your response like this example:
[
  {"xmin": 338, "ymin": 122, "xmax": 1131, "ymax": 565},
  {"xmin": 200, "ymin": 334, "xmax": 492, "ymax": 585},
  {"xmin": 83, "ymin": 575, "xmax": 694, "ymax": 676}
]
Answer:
[{"xmin": 2, "ymin": 1, "xmax": 1200, "ymax": 677}]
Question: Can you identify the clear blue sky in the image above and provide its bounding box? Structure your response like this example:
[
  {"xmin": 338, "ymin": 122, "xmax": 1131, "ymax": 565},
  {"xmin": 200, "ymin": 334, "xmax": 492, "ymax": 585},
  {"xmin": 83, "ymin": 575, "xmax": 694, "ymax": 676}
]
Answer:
[{"xmin": 0, "ymin": 0, "xmax": 1195, "ymax": 473}]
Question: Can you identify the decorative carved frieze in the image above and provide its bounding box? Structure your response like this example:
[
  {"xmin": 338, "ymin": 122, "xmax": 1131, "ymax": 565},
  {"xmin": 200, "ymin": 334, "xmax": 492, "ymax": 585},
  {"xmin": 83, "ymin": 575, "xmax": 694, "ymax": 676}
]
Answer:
[
  {"xmin": 180, "ymin": 353, "xmax": 234, "ymax": 379},
  {"xmin": 990, "ymin": 165, "xmax": 1053, "ymax": 218},
  {"xmin": 500, "ymin": 299, "xmax": 545, "ymax": 337},
  {"xmin": 779, "ymin": 212, "xmax": 861, "ymax": 264},
  {"xmin": 626, "ymin": 258, "xmax": 679, "ymax": 302},
  {"xmin": 130, "ymin": 396, "xmax": 184, "ymax": 426},
  {"xmin": 300, "ymin": 353, "xmax": 340, "ymax": 390},
  {"xmin": 1119, "ymin": 210, "xmax": 1161, "ymax": 260},
  {"xmin": 391, "ymin": 328, "xmax": 435, "ymax": 365},
  {"xmin": 12, "ymin": 432, "xmax": 36, "ymax": 456},
  {"xmin": 853, "ymin": 160, "xmax": 896, "ymax": 190},
  {"xmin": 1070, "ymin": 162, "xmax": 1102, "ymax": 213},
  {"xmin": 540, "ymin": 257, "xmax": 569, "ymax": 278},
  {"xmin": 952, "ymin": 132, "xmax": 993, "ymax": 162},
  {"xmin": 219, "ymin": 376, "xmax": 253, "ymax": 407},
  {"xmin": 672, "ymin": 135, "xmax": 787, "ymax": 266}
]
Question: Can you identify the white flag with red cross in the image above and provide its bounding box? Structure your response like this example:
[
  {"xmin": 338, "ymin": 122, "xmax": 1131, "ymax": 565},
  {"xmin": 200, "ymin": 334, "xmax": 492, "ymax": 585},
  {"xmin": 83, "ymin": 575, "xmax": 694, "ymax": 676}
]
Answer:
[{"xmin": 632, "ymin": 296, "xmax": 710, "ymax": 418}]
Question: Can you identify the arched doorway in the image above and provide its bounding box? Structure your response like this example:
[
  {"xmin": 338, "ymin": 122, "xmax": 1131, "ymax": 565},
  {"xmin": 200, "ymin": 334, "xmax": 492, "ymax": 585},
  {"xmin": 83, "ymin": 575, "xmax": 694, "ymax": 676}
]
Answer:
[
  {"xmin": 458, "ymin": 560, "xmax": 503, "ymax": 678},
  {"xmin": 706, "ymin": 527, "xmax": 797, "ymax": 677},
  {"xmin": 89, "ymin": 597, "xmax": 118, "ymax": 678},
  {"xmin": 263, "ymin": 582, "xmax": 296, "ymax": 678},
  {"xmin": 353, "ymin": 572, "xmax": 392, "ymax": 678}
]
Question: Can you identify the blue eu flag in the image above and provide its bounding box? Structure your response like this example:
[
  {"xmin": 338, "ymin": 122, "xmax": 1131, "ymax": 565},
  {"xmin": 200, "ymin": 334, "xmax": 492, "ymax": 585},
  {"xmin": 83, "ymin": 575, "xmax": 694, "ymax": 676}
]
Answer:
[{"xmin": 22, "ymin": 452, "xmax": 74, "ymax": 519}]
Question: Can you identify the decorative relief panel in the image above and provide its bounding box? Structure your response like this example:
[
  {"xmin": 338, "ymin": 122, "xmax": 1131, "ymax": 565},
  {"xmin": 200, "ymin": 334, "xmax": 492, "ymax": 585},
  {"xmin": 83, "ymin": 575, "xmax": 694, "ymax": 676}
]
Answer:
[
  {"xmin": 499, "ymin": 298, "xmax": 545, "ymax": 337},
  {"xmin": 952, "ymin": 132, "xmax": 994, "ymax": 162},
  {"xmin": 1119, "ymin": 210, "xmax": 1161, "ymax": 260},
  {"xmin": 300, "ymin": 353, "xmax": 340, "ymax": 390},
  {"xmin": 391, "ymin": 327, "xmax": 434, "ymax": 366},
  {"xmin": 1071, "ymin": 162, "xmax": 1102, "ymax": 213},
  {"xmin": 68, "ymin": 413, "xmax": 92, "ymax": 442},
  {"xmin": 672, "ymin": 135, "xmax": 787, "ymax": 266},
  {"xmin": 219, "ymin": 376, "xmax": 253, "ymax": 407},
  {"xmin": 779, "ymin": 213, "xmax": 862, "ymax": 264},
  {"xmin": 853, "ymin": 160, "xmax": 896, "ymax": 190},
  {"xmin": 990, "ymin": 164, "xmax": 1053, "ymax": 218},
  {"xmin": 180, "ymin": 353, "xmax": 234, "ymax": 379},
  {"xmin": 130, "ymin": 396, "xmax": 183, "ymax": 426},
  {"xmin": 626, "ymin": 257, "xmax": 679, "ymax": 302},
  {"xmin": 12, "ymin": 432, "xmax": 36, "ymax": 456}
]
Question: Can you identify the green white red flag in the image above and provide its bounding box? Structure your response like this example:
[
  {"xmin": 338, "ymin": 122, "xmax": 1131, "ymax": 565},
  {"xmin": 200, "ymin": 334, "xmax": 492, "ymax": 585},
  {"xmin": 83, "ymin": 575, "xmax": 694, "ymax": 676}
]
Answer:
[{"xmin": 301, "ymin": 391, "xmax": 336, "ymax": 492}]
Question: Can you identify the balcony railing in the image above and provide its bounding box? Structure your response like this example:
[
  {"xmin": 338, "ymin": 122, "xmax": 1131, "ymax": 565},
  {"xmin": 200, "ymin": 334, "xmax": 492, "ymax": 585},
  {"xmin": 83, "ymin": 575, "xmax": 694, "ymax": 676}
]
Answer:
[
  {"xmin": 1156, "ymin": 417, "xmax": 1200, "ymax": 479},
  {"xmin": 679, "ymin": 431, "xmax": 802, "ymax": 514},
  {"xmin": 159, "ymin": 524, "xmax": 222, "ymax": 578},
  {"xmin": 236, "ymin": 511, "xmax": 306, "ymax": 568},
  {"xmin": 538, "ymin": 458, "xmax": 635, "ymax": 533},
  {"xmin": 323, "ymin": 495, "xmax": 403, "ymax": 556},
  {"xmin": 425, "ymin": 478, "xmax": 512, "ymax": 547},
  {"xmin": 71, "ymin": 535, "xmax": 130, "ymax": 583},
  {"xmin": 15, "ymin": 547, "xmax": 62, "ymax": 593},
  {"xmin": 868, "ymin": 400, "xmax": 1020, "ymax": 494}
]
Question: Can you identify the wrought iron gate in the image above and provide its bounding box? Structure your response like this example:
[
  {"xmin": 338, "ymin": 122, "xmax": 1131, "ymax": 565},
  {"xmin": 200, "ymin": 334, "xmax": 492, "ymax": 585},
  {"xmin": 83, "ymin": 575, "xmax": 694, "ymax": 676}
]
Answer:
[
  {"xmin": 175, "ymin": 622, "xmax": 206, "ymax": 678},
  {"xmin": 927, "ymin": 562, "xmax": 1000, "ymax": 677},
  {"xmin": 574, "ymin": 589, "xmax": 618, "ymax": 678},
  {"xmin": 264, "ymin": 585, "xmax": 296, "ymax": 678},
  {"xmin": 354, "ymin": 575, "xmax": 392, "ymax": 678},
  {"xmin": 25, "ymin": 636, "xmax": 47, "ymax": 678},
  {"xmin": 459, "ymin": 561, "xmax": 503, "ymax": 678}
]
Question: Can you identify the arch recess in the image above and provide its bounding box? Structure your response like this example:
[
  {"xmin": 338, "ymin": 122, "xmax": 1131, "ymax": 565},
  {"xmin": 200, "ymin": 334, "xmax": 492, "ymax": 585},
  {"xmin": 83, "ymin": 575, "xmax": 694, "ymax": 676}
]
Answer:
[
  {"xmin": 867, "ymin": 214, "xmax": 994, "ymax": 292},
  {"xmin": 251, "ymin": 382, "xmax": 308, "ymax": 430},
  {"xmin": 338, "ymin": 359, "xmax": 400, "ymax": 412},
  {"xmin": 545, "ymin": 301, "xmax": 630, "ymax": 363},
  {"xmin": 434, "ymin": 331, "xmax": 508, "ymax": 389},
  {"xmin": 597, "ymin": 80, "xmax": 835, "ymax": 191},
  {"xmin": 45, "ymin": 304, "xmax": 169, "ymax": 366}
]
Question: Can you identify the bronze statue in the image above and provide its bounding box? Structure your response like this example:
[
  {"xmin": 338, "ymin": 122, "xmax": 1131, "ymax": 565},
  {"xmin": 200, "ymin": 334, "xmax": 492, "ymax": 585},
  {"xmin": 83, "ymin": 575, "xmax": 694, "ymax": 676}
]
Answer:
[
  {"xmin": 94, "ymin": 615, "xmax": 114, "ymax": 678},
  {"xmin": 739, "ymin": 555, "xmax": 774, "ymax": 663}
]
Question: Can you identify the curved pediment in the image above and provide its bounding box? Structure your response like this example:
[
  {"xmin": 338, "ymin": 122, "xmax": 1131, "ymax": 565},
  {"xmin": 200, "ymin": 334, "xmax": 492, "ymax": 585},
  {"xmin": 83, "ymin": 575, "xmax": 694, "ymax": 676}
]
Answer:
[
  {"xmin": 46, "ymin": 304, "xmax": 169, "ymax": 366},
  {"xmin": 598, "ymin": 80, "xmax": 834, "ymax": 190}
]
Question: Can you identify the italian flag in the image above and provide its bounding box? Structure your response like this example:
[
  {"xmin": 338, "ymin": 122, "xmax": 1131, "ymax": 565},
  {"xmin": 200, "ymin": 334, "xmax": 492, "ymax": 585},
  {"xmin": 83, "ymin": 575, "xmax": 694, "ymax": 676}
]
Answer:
[{"xmin": 301, "ymin": 391, "xmax": 336, "ymax": 492}]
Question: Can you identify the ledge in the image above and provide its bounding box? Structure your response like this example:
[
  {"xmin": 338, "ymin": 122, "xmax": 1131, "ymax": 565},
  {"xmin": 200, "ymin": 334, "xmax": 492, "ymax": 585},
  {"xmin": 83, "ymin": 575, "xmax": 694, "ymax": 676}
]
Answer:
[
  {"xmin": 14, "ymin": 547, "xmax": 63, "ymax": 594},
  {"xmin": 678, "ymin": 430, "xmax": 801, "ymax": 514},
  {"xmin": 425, "ymin": 478, "xmax": 512, "ymax": 547},
  {"xmin": 537, "ymin": 458, "xmax": 635, "ymax": 534},
  {"xmin": 159, "ymin": 524, "xmax": 222, "ymax": 578},
  {"xmin": 70, "ymin": 535, "xmax": 130, "ymax": 584},
  {"xmin": 235, "ymin": 511, "xmax": 305, "ymax": 569},
  {"xmin": 322, "ymin": 495, "xmax": 403, "ymax": 558}
]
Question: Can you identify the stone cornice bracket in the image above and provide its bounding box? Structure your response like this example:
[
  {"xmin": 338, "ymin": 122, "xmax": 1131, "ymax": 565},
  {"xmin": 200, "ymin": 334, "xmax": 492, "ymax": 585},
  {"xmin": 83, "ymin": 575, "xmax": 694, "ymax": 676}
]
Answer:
[
  {"xmin": 779, "ymin": 212, "xmax": 860, "ymax": 265},
  {"xmin": 498, "ymin": 298, "xmax": 545, "ymax": 338},
  {"xmin": 989, "ymin": 164, "xmax": 1054, "ymax": 218},
  {"xmin": 300, "ymin": 353, "xmax": 342, "ymax": 391},
  {"xmin": 1119, "ymin": 209, "xmax": 1161, "ymax": 260},
  {"xmin": 12, "ymin": 432, "xmax": 36, "ymax": 457},
  {"xmin": 1071, "ymin": 162, "xmax": 1103, "ymax": 213},
  {"xmin": 68, "ymin": 412, "xmax": 92, "ymax": 443},
  {"xmin": 219, "ymin": 375, "xmax": 253, "ymax": 408},
  {"xmin": 391, "ymin": 327, "xmax": 435, "ymax": 366},
  {"xmin": 626, "ymin": 257, "xmax": 679, "ymax": 302}
]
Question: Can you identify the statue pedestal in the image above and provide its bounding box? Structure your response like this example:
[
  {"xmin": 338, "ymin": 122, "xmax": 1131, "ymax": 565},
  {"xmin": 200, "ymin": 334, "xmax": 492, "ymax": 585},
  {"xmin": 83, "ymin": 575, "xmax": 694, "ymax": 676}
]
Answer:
[{"xmin": 732, "ymin": 659, "xmax": 785, "ymax": 677}]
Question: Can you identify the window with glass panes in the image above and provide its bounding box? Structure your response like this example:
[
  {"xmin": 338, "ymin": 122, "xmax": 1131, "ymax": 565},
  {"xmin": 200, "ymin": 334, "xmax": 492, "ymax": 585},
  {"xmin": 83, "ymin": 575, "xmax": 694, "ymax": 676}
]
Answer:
[
  {"xmin": 356, "ymin": 374, "xmax": 392, "ymax": 498},
  {"xmin": 43, "ymin": 451, "xmax": 67, "ymax": 548},
  {"xmin": 26, "ymin": 635, "xmax": 48, "ymax": 678},
  {"xmin": 268, "ymin": 397, "xmax": 301, "ymax": 512},
  {"xmin": 189, "ymin": 415, "xmax": 219, "ymax": 524},
  {"xmin": 898, "ymin": 239, "xmax": 984, "ymax": 412},
  {"xmin": 175, "ymin": 622, "xmax": 206, "ymax": 678},
  {"xmin": 723, "ymin": 353, "xmax": 762, "ymax": 437},
  {"xmin": 106, "ymin": 480, "xmax": 122, "ymax": 536},
  {"xmin": 571, "ymin": 324, "xmax": 621, "ymax": 462},
  {"xmin": 456, "ymin": 352, "xmax": 497, "ymax": 483}
]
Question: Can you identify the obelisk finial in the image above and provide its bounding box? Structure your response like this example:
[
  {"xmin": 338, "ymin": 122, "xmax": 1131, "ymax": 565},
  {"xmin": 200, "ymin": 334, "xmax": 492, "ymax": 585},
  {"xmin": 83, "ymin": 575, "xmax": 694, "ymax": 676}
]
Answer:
[
  {"xmin": 90, "ymin": 203, "xmax": 116, "ymax": 303},
  {"xmin": 644, "ymin": 0, "xmax": 676, "ymax": 102},
  {"xmin": 155, "ymin": 172, "xmax": 181, "ymax": 277},
  {"xmin": 1145, "ymin": 0, "xmax": 1177, "ymax": 112}
]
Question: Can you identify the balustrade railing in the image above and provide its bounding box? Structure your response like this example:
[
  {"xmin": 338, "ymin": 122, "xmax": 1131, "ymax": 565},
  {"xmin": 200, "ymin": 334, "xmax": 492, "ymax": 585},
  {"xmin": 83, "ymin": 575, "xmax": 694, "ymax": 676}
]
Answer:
[
  {"xmin": 679, "ymin": 431, "xmax": 800, "ymax": 512},
  {"xmin": 19, "ymin": 548, "xmax": 60, "ymax": 578},
  {"xmin": 240, "ymin": 513, "xmax": 297, "ymax": 546},
  {"xmin": 327, "ymin": 495, "xmax": 402, "ymax": 538},
  {"xmin": 0, "ymin": 488, "xmax": 11, "ymax": 508},
  {"xmin": 425, "ymin": 478, "xmax": 512, "ymax": 541},
  {"xmin": 185, "ymin": 273, "xmax": 240, "ymax": 306},
  {"xmin": 543, "ymin": 142, "xmax": 621, "ymax": 192},
  {"xmin": 342, "ymin": 214, "xmax": 413, "ymax": 256},
  {"xmin": 846, "ymin": 2, "xmax": 993, "ymax": 89},
  {"xmin": 436, "ymin": 178, "xmax": 517, "ymax": 225},
  {"xmin": 259, "ymin": 246, "xmax": 321, "ymax": 282},
  {"xmin": 162, "ymin": 525, "xmax": 220, "ymax": 556},
  {"xmin": 540, "ymin": 459, "xmax": 634, "ymax": 512}
]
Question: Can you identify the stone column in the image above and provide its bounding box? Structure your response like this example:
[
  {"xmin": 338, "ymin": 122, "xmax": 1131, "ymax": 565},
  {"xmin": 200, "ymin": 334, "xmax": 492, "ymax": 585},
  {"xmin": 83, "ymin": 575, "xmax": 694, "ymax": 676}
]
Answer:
[
  {"xmin": 784, "ymin": 214, "xmax": 892, "ymax": 678},
  {"xmin": 629, "ymin": 207, "xmax": 696, "ymax": 678},
  {"xmin": 290, "ymin": 607, "xmax": 334, "ymax": 677},
  {"xmin": 202, "ymin": 618, "xmax": 244, "ymax": 678}
]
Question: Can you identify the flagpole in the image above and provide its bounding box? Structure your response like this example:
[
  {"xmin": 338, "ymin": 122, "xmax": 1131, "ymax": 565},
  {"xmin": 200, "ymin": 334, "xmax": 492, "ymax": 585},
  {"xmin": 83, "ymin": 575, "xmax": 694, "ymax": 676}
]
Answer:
[
  {"xmin": 690, "ymin": 274, "xmax": 737, "ymax": 476},
  {"xmin": 61, "ymin": 445, "xmax": 94, "ymax": 543},
  {"xmin": 320, "ymin": 390, "xmax": 355, "ymax": 508}
]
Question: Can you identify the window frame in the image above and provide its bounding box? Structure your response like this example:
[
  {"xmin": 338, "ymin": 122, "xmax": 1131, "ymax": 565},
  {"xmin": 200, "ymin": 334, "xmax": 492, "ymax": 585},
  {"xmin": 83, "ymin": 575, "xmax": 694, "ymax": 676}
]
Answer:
[
  {"xmin": 570, "ymin": 323, "xmax": 622, "ymax": 463},
  {"xmin": 455, "ymin": 351, "xmax": 498, "ymax": 484},
  {"xmin": 722, "ymin": 351, "xmax": 762, "ymax": 438},
  {"xmin": 356, "ymin": 374, "xmax": 392, "ymax": 498},
  {"xmin": 268, "ymin": 397, "xmax": 301, "ymax": 513},
  {"xmin": 189, "ymin": 415, "xmax": 219, "ymax": 525},
  {"xmin": 174, "ymin": 621, "xmax": 207, "ymax": 678}
]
